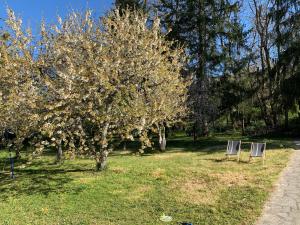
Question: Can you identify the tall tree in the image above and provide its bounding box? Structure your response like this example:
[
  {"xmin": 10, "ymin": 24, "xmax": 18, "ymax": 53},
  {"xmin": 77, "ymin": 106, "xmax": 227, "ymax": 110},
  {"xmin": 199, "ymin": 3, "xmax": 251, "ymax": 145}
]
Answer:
[
  {"xmin": 270, "ymin": 0, "xmax": 300, "ymax": 128},
  {"xmin": 250, "ymin": 0, "xmax": 299, "ymax": 129},
  {"xmin": 0, "ymin": 9, "xmax": 42, "ymax": 158},
  {"xmin": 155, "ymin": 0, "xmax": 248, "ymax": 137},
  {"xmin": 115, "ymin": 0, "xmax": 148, "ymax": 11},
  {"xmin": 38, "ymin": 9, "xmax": 188, "ymax": 170}
]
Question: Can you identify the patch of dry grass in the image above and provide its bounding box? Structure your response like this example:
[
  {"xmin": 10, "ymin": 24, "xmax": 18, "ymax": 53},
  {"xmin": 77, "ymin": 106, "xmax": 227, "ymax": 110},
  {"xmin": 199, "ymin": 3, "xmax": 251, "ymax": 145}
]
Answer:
[
  {"xmin": 124, "ymin": 185, "xmax": 152, "ymax": 201},
  {"xmin": 151, "ymin": 168, "xmax": 166, "ymax": 179}
]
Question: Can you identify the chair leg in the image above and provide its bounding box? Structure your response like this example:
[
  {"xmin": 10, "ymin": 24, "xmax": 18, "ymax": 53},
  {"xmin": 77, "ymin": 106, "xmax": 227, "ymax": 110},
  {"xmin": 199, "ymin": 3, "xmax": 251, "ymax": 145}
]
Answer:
[
  {"xmin": 237, "ymin": 153, "xmax": 240, "ymax": 162},
  {"xmin": 249, "ymin": 156, "xmax": 251, "ymax": 163}
]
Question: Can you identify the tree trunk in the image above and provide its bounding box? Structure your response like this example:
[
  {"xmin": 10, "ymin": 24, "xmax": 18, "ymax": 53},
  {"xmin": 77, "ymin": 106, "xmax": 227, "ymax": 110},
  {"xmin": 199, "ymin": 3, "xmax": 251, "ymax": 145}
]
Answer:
[
  {"xmin": 230, "ymin": 112, "xmax": 236, "ymax": 131},
  {"xmin": 226, "ymin": 115, "xmax": 229, "ymax": 128},
  {"xmin": 158, "ymin": 124, "xmax": 166, "ymax": 151},
  {"xmin": 298, "ymin": 100, "xmax": 300, "ymax": 119},
  {"xmin": 202, "ymin": 119, "xmax": 209, "ymax": 136},
  {"xmin": 272, "ymin": 114, "xmax": 277, "ymax": 129},
  {"xmin": 15, "ymin": 148, "xmax": 21, "ymax": 159},
  {"xmin": 95, "ymin": 121, "xmax": 110, "ymax": 171},
  {"xmin": 242, "ymin": 116, "xmax": 245, "ymax": 136},
  {"xmin": 14, "ymin": 142, "xmax": 21, "ymax": 159},
  {"xmin": 193, "ymin": 123, "xmax": 197, "ymax": 141},
  {"xmin": 57, "ymin": 143, "xmax": 63, "ymax": 162},
  {"xmin": 13, "ymin": 141, "xmax": 22, "ymax": 159},
  {"xmin": 95, "ymin": 149, "xmax": 109, "ymax": 171},
  {"xmin": 284, "ymin": 108, "xmax": 289, "ymax": 129},
  {"xmin": 270, "ymin": 104, "xmax": 278, "ymax": 129}
]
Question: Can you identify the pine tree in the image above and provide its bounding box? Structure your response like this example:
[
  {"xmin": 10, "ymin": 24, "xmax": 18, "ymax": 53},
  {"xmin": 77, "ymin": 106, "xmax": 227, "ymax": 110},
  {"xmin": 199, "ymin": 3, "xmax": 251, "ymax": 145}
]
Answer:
[
  {"xmin": 155, "ymin": 0, "xmax": 248, "ymax": 137},
  {"xmin": 115, "ymin": 0, "xmax": 148, "ymax": 11},
  {"xmin": 271, "ymin": 0, "xmax": 300, "ymax": 127}
]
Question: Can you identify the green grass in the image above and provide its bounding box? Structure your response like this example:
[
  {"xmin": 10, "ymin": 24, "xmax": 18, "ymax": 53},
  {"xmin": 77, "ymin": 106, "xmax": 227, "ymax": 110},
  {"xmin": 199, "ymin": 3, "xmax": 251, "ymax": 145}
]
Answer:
[{"xmin": 0, "ymin": 134, "xmax": 295, "ymax": 225}]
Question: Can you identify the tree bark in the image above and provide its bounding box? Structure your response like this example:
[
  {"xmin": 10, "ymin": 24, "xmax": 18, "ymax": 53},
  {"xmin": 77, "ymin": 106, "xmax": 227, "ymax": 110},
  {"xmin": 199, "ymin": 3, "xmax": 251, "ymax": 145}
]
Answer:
[
  {"xmin": 271, "ymin": 104, "xmax": 278, "ymax": 129},
  {"xmin": 193, "ymin": 123, "xmax": 197, "ymax": 141},
  {"xmin": 298, "ymin": 100, "xmax": 300, "ymax": 119},
  {"xmin": 57, "ymin": 143, "xmax": 63, "ymax": 162},
  {"xmin": 158, "ymin": 124, "xmax": 166, "ymax": 151},
  {"xmin": 284, "ymin": 108, "xmax": 289, "ymax": 129},
  {"xmin": 95, "ymin": 121, "xmax": 110, "ymax": 171},
  {"xmin": 15, "ymin": 148, "xmax": 21, "ymax": 159},
  {"xmin": 202, "ymin": 119, "xmax": 209, "ymax": 136},
  {"xmin": 13, "ymin": 140, "xmax": 21, "ymax": 159},
  {"xmin": 96, "ymin": 149, "xmax": 109, "ymax": 171},
  {"xmin": 242, "ymin": 116, "xmax": 245, "ymax": 136}
]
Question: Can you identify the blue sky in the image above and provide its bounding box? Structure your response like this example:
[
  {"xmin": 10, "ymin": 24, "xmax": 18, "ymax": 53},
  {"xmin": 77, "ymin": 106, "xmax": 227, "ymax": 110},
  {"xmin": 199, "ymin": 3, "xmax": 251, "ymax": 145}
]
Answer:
[
  {"xmin": 0, "ymin": 1, "xmax": 253, "ymax": 36},
  {"xmin": 0, "ymin": 0, "xmax": 114, "ymax": 33}
]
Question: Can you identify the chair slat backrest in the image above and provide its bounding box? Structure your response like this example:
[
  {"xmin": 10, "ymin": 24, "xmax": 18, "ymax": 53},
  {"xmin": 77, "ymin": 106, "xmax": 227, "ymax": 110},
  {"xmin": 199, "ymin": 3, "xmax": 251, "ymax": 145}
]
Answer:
[
  {"xmin": 250, "ymin": 143, "xmax": 266, "ymax": 157},
  {"xmin": 226, "ymin": 141, "xmax": 241, "ymax": 155}
]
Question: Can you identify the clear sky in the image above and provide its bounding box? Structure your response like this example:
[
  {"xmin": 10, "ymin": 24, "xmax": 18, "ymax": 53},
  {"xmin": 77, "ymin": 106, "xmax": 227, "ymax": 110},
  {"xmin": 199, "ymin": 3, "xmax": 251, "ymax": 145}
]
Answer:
[
  {"xmin": 0, "ymin": 1, "xmax": 253, "ymax": 36},
  {"xmin": 0, "ymin": 0, "xmax": 114, "ymax": 33}
]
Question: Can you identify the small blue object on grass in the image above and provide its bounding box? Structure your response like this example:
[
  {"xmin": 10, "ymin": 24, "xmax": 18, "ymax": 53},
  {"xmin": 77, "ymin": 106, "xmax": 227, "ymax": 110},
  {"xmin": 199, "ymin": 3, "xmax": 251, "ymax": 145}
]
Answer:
[{"xmin": 180, "ymin": 223, "xmax": 193, "ymax": 225}]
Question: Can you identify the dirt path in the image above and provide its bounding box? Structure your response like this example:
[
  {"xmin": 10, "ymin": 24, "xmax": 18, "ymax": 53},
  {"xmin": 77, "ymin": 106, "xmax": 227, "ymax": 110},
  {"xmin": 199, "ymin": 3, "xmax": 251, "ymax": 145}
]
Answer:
[{"xmin": 256, "ymin": 141, "xmax": 300, "ymax": 225}]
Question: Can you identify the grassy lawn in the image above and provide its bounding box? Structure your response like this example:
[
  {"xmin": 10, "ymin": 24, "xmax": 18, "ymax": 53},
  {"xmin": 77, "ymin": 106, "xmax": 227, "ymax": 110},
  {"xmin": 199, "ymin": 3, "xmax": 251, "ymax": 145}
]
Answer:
[{"xmin": 0, "ymin": 134, "xmax": 294, "ymax": 225}]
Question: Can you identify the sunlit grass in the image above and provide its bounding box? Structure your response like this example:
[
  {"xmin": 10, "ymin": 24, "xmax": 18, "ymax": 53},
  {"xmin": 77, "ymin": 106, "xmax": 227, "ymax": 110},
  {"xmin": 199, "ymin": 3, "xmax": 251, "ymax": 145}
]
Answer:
[{"xmin": 0, "ymin": 135, "xmax": 293, "ymax": 225}]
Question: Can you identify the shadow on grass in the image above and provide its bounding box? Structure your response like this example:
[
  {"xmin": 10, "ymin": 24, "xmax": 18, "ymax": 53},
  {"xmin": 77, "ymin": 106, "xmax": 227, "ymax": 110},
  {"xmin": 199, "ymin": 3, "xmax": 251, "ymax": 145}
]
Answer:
[
  {"xmin": 202, "ymin": 157, "xmax": 250, "ymax": 164},
  {"xmin": 165, "ymin": 134, "xmax": 297, "ymax": 153},
  {"xmin": 111, "ymin": 137, "xmax": 228, "ymax": 156},
  {"xmin": 0, "ymin": 159, "xmax": 93, "ymax": 201},
  {"xmin": 166, "ymin": 138, "xmax": 226, "ymax": 153},
  {"xmin": 110, "ymin": 134, "xmax": 295, "ymax": 158},
  {"xmin": 0, "ymin": 133, "xmax": 295, "ymax": 201}
]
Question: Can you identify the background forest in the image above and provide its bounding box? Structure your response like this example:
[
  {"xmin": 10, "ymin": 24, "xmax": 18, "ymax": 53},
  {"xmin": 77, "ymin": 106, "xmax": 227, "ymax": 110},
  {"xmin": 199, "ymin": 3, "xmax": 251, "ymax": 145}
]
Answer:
[{"xmin": 141, "ymin": 0, "xmax": 300, "ymax": 137}]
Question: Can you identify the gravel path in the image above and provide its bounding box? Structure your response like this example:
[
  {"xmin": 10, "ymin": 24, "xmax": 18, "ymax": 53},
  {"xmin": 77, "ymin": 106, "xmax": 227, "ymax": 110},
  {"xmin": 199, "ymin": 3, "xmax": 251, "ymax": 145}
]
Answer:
[{"xmin": 256, "ymin": 141, "xmax": 300, "ymax": 225}]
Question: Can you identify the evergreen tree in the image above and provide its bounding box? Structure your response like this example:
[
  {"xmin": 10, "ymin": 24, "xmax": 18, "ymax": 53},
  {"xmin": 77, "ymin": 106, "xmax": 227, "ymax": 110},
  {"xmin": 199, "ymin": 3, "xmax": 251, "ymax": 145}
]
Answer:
[
  {"xmin": 115, "ymin": 0, "xmax": 148, "ymax": 11},
  {"xmin": 272, "ymin": 0, "xmax": 300, "ymax": 127},
  {"xmin": 155, "ymin": 0, "xmax": 248, "ymax": 136}
]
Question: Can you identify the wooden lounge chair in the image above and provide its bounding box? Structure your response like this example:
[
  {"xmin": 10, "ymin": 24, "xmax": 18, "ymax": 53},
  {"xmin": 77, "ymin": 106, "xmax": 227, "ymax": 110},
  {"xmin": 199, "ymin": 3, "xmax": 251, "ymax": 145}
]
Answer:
[
  {"xmin": 226, "ymin": 140, "xmax": 241, "ymax": 162},
  {"xmin": 249, "ymin": 142, "xmax": 266, "ymax": 165}
]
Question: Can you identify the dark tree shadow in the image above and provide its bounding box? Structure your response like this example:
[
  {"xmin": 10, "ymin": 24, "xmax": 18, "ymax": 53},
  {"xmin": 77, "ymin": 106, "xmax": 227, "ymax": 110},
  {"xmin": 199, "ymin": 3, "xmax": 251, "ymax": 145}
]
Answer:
[
  {"xmin": 110, "ymin": 137, "xmax": 228, "ymax": 156},
  {"xmin": 0, "ymin": 134, "xmax": 295, "ymax": 202},
  {"xmin": 0, "ymin": 159, "xmax": 94, "ymax": 201},
  {"xmin": 108, "ymin": 134, "xmax": 296, "ymax": 158},
  {"xmin": 202, "ymin": 158, "xmax": 250, "ymax": 164}
]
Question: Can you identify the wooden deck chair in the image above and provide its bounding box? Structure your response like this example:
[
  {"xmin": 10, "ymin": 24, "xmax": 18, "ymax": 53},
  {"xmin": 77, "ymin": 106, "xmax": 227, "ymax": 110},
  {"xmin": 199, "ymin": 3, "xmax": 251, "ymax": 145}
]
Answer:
[
  {"xmin": 226, "ymin": 140, "xmax": 241, "ymax": 162},
  {"xmin": 249, "ymin": 142, "xmax": 266, "ymax": 165}
]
